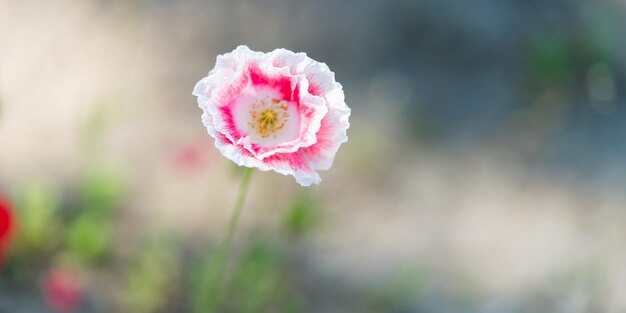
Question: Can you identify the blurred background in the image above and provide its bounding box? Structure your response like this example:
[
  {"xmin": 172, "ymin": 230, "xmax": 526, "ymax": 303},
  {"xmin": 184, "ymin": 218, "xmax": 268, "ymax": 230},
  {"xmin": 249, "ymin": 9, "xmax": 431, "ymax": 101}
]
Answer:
[{"xmin": 1, "ymin": 0, "xmax": 626, "ymax": 312}]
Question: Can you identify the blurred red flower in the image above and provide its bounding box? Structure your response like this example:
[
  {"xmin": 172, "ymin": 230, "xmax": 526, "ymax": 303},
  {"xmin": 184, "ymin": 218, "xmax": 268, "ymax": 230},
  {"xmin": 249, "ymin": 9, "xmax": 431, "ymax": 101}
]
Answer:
[
  {"xmin": 0, "ymin": 194, "xmax": 14, "ymax": 268},
  {"xmin": 42, "ymin": 268, "xmax": 84, "ymax": 313}
]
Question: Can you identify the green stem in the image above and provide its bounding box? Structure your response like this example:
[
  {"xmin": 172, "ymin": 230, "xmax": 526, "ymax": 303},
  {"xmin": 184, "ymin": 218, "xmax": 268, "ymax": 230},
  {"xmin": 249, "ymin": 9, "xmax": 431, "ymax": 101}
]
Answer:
[{"xmin": 213, "ymin": 167, "xmax": 254, "ymax": 306}]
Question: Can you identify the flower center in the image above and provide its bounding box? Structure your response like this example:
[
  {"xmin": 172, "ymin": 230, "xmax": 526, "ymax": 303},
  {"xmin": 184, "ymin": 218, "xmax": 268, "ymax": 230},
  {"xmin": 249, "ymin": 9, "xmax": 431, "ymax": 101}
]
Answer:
[{"xmin": 248, "ymin": 98, "xmax": 290, "ymax": 138}]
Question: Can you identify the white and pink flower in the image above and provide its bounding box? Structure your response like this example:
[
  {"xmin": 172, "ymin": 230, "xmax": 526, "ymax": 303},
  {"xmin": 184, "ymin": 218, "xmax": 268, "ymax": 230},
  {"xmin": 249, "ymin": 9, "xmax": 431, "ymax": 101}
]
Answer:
[{"xmin": 193, "ymin": 46, "xmax": 350, "ymax": 186}]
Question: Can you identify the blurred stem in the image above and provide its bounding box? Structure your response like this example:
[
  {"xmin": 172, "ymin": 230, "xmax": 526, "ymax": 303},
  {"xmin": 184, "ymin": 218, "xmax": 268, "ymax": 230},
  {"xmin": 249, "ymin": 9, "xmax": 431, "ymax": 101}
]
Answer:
[{"xmin": 213, "ymin": 167, "xmax": 254, "ymax": 306}]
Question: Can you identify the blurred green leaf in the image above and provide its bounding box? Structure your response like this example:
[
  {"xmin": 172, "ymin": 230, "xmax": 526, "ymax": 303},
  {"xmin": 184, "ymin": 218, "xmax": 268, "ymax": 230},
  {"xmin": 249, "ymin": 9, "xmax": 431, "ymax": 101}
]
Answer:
[
  {"xmin": 283, "ymin": 194, "xmax": 317, "ymax": 236},
  {"xmin": 124, "ymin": 237, "xmax": 179, "ymax": 313},
  {"xmin": 192, "ymin": 241, "xmax": 302, "ymax": 313},
  {"xmin": 528, "ymin": 34, "xmax": 573, "ymax": 85},
  {"xmin": 61, "ymin": 170, "xmax": 123, "ymax": 264},
  {"xmin": 81, "ymin": 170, "xmax": 123, "ymax": 218},
  {"xmin": 65, "ymin": 214, "xmax": 112, "ymax": 263},
  {"xmin": 14, "ymin": 182, "xmax": 61, "ymax": 254},
  {"xmin": 191, "ymin": 251, "xmax": 223, "ymax": 313},
  {"xmin": 229, "ymin": 242, "xmax": 282, "ymax": 313}
]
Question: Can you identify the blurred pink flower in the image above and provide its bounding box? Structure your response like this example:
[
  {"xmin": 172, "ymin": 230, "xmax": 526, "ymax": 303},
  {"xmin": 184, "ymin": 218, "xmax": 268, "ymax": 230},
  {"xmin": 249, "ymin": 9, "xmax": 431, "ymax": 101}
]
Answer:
[
  {"xmin": 42, "ymin": 268, "xmax": 84, "ymax": 313},
  {"xmin": 193, "ymin": 46, "xmax": 350, "ymax": 186},
  {"xmin": 169, "ymin": 139, "xmax": 215, "ymax": 173},
  {"xmin": 0, "ymin": 194, "xmax": 14, "ymax": 268}
]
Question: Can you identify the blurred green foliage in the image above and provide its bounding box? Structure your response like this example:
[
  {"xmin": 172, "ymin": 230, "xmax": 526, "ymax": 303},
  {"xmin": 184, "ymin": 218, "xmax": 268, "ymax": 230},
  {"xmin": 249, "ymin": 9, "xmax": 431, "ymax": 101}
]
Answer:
[
  {"xmin": 81, "ymin": 170, "xmax": 123, "ymax": 218},
  {"xmin": 124, "ymin": 236, "xmax": 180, "ymax": 313},
  {"xmin": 283, "ymin": 194, "xmax": 317, "ymax": 236},
  {"xmin": 4, "ymin": 170, "xmax": 124, "ymax": 291},
  {"xmin": 528, "ymin": 34, "xmax": 573, "ymax": 86},
  {"xmin": 192, "ymin": 241, "xmax": 303, "ymax": 313},
  {"xmin": 0, "ymin": 140, "xmax": 284, "ymax": 313},
  {"xmin": 66, "ymin": 170, "xmax": 122, "ymax": 264},
  {"xmin": 228, "ymin": 242, "xmax": 285, "ymax": 312},
  {"xmin": 65, "ymin": 215, "xmax": 112, "ymax": 264},
  {"xmin": 192, "ymin": 250, "xmax": 223, "ymax": 313},
  {"xmin": 13, "ymin": 182, "xmax": 61, "ymax": 256}
]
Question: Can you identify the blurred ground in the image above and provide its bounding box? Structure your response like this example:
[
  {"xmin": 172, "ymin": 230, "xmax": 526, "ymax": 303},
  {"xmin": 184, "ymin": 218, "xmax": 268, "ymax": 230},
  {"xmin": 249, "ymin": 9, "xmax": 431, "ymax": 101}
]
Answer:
[{"xmin": 1, "ymin": 0, "xmax": 625, "ymax": 312}]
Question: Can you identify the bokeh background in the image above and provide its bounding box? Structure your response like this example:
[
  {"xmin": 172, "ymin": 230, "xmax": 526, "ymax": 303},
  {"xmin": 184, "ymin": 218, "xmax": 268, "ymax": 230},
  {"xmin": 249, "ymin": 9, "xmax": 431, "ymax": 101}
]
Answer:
[{"xmin": 1, "ymin": 0, "xmax": 626, "ymax": 312}]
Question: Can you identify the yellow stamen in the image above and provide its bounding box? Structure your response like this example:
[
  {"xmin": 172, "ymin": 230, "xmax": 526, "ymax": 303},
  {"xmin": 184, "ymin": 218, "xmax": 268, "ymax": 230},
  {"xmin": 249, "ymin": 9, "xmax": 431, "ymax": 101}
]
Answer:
[{"xmin": 248, "ymin": 98, "xmax": 289, "ymax": 138}]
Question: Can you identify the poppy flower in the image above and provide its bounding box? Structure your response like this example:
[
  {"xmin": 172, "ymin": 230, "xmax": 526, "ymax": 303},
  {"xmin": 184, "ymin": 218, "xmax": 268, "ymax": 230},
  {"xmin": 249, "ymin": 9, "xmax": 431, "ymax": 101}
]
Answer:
[
  {"xmin": 0, "ymin": 194, "xmax": 14, "ymax": 267},
  {"xmin": 42, "ymin": 267, "xmax": 84, "ymax": 313},
  {"xmin": 193, "ymin": 46, "xmax": 350, "ymax": 186}
]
